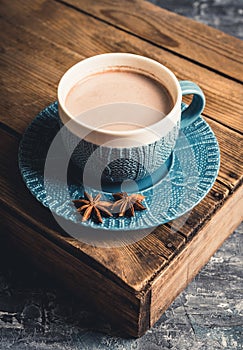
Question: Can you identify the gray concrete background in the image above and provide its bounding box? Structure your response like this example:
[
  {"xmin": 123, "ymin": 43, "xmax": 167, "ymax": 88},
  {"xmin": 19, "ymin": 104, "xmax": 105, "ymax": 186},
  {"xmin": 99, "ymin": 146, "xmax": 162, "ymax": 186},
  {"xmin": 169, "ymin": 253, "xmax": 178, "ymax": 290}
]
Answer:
[
  {"xmin": 1, "ymin": 1, "xmax": 242, "ymax": 349},
  {"xmin": 150, "ymin": 0, "xmax": 243, "ymax": 39}
]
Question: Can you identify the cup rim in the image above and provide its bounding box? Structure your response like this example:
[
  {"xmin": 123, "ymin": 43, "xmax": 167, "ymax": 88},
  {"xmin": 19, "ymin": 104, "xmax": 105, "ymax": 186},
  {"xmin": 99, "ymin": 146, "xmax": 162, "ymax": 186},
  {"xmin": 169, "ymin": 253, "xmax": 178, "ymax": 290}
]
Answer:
[{"xmin": 57, "ymin": 53, "xmax": 182, "ymax": 138}]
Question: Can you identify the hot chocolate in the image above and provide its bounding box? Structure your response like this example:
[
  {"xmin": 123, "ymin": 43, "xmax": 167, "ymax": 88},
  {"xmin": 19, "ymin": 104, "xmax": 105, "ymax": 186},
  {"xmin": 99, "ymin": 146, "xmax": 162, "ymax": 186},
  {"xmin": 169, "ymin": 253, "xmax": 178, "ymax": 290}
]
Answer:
[{"xmin": 65, "ymin": 68, "xmax": 173, "ymax": 131}]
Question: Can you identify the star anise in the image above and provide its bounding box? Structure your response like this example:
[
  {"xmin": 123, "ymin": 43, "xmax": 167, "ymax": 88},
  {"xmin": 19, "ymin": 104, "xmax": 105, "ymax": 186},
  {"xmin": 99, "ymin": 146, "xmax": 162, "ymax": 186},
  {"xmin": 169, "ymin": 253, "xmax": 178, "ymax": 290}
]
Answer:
[
  {"xmin": 73, "ymin": 191, "xmax": 112, "ymax": 223},
  {"xmin": 112, "ymin": 192, "xmax": 147, "ymax": 217}
]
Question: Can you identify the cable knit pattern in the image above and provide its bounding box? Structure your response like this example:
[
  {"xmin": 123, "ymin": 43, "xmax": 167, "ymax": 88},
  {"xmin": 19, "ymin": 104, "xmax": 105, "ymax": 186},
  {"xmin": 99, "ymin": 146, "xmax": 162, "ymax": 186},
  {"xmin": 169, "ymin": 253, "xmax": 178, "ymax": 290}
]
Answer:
[{"xmin": 60, "ymin": 121, "xmax": 179, "ymax": 183}]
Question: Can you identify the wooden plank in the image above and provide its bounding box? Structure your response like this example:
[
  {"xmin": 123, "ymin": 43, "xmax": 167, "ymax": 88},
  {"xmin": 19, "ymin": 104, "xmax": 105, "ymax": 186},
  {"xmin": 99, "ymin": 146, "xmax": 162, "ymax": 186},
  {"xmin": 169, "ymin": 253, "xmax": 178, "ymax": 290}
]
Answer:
[
  {"xmin": 0, "ymin": 0, "xmax": 242, "ymax": 134},
  {"xmin": 66, "ymin": 228, "xmax": 185, "ymax": 290},
  {"xmin": 167, "ymin": 181, "xmax": 230, "ymax": 240},
  {"xmin": 63, "ymin": 0, "xmax": 243, "ymax": 82},
  {"xmin": 151, "ymin": 185, "xmax": 243, "ymax": 326},
  {"xmin": 206, "ymin": 117, "xmax": 243, "ymax": 192},
  {"xmin": 0, "ymin": 21, "xmax": 82, "ymax": 131},
  {"xmin": 0, "ymin": 206, "xmax": 148, "ymax": 338}
]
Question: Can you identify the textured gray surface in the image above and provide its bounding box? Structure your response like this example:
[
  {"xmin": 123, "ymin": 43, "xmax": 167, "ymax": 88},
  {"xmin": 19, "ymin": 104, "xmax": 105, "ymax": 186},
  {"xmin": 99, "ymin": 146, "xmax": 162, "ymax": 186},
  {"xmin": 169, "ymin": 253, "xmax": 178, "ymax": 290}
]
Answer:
[{"xmin": 1, "ymin": 1, "xmax": 242, "ymax": 349}]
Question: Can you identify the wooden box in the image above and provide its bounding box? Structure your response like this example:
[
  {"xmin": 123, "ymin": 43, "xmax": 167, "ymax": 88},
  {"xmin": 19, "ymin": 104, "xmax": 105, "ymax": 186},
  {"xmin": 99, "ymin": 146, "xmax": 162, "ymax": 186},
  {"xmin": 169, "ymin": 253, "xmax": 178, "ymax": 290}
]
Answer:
[{"xmin": 1, "ymin": 0, "xmax": 242, "ymax": 338}]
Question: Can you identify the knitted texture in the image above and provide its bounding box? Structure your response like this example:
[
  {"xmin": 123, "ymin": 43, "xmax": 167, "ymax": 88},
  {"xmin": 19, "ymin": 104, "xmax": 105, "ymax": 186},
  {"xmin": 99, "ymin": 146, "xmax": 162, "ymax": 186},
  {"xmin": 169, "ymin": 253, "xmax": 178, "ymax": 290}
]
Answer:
[{"xmin": 60, "ymin": 120, "xmax": 179, "ymax": 183}]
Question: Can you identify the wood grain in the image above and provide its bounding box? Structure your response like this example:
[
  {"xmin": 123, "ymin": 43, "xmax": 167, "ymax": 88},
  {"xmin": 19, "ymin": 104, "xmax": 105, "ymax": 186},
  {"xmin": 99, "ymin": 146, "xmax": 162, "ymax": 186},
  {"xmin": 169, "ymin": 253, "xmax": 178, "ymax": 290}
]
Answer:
[
  {"xmin": 151, "ymin": 185, "xmax": 243, "ymax": 325},
  {"xmin": 0, "ymin": 0, "xmax": 242, "ymax": 338},
  {"xmin": 167, "ymin": 181, "xmax": 230, "ymax": 239},
  {"xmin": 0, "ymin": 0, "xmax": 242, "ymax": 134},
  {"xmin": 1, "ymin": 206, "xmax": 149, "ymax": 338},
  {"xmin": 62, "ymin": 0, "xmax": 243, "ymax": 82},
  {"xmin": 206, "ymin": 118, "xmax": 243, "ymax": 192}
]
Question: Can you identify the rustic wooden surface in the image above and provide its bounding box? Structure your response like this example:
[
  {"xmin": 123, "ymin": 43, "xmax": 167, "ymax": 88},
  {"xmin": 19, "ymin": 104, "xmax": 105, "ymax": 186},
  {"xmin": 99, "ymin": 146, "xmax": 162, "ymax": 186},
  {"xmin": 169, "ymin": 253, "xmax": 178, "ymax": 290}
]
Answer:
[
  {"xmin": 0, "ymin": 0, "xmax": 242, "ymax": 348},
  {"xmin": 0, "ymin": 223, "xmax": 242, "ymax": 349}
]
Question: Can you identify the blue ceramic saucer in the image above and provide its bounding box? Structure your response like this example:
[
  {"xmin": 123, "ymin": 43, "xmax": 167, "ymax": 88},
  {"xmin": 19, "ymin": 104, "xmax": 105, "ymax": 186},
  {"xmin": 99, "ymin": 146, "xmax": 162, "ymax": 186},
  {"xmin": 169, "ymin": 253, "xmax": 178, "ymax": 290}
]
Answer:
[{"xmin": 19, "ymin": 102, "xmax": 220, "ymax": 231}]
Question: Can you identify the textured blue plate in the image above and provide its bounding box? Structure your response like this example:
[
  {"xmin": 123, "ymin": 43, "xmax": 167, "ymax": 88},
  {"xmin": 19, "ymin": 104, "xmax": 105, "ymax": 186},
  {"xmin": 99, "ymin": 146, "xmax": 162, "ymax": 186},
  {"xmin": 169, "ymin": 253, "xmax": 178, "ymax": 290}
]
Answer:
[{"xmin": 19, "ymin": 102, "xmax": 220, "ymax": 231}]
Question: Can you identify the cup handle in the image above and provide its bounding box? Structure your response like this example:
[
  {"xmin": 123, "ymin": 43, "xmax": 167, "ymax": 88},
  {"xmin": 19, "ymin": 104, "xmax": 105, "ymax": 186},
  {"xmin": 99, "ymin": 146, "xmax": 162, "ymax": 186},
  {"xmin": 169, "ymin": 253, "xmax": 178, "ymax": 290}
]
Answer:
[{"xmin": 179, "ymin": 81, "xmax": 205, "ymax": 128}]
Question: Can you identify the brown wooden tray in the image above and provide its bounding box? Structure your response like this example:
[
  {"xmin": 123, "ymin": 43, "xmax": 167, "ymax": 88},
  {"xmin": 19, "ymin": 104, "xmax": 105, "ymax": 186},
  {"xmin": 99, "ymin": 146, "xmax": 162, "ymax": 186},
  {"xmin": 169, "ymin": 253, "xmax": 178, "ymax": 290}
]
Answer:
[{"xmin": 1, "ymin": 0, "xmax": 242, "ymax": 338}]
